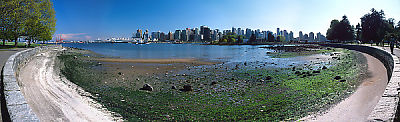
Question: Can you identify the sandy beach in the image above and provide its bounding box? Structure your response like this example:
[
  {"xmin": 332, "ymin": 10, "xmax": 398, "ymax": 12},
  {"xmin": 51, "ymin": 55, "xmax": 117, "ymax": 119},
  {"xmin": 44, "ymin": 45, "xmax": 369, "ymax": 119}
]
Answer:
[
  {"xmin": 17, "ymin": 48, "xmax": 121, "ymax": 122},
  {"xmin": 300, "ymin": 52, "xmax": 388, "ymax": 121}
]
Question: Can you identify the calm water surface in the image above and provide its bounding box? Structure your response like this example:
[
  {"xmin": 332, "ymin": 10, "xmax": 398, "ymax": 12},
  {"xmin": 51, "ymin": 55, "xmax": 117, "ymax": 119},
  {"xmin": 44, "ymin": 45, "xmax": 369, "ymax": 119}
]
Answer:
[{"xmin": 62, "ymin": 43, "xmax": 276, "ymax": 62}]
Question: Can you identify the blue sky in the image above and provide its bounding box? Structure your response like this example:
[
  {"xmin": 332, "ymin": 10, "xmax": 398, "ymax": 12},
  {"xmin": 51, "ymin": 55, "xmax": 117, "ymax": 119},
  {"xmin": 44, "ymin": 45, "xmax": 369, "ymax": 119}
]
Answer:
[{"xmin": 53, "ymin": 0, "xmax": 400, "ymax": 40}]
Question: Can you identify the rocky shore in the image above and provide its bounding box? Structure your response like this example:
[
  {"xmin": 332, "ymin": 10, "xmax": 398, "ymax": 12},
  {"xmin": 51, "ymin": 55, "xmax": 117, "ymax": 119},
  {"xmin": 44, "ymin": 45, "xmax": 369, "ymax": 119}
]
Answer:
[{"xmin": 57, "ymin": 46, "xmax": 368, "ymax": 121}]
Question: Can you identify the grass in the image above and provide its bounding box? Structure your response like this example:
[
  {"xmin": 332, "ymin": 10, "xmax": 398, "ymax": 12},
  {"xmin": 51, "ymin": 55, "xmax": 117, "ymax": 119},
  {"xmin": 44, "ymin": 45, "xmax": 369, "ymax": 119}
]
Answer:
[
  {"xmin": 58, "ymin": 48, "xmax": 366, "ymax": 121},
  {"xmin": 0, "ymin": 41, "xmax": 47, "ymax": 49}
]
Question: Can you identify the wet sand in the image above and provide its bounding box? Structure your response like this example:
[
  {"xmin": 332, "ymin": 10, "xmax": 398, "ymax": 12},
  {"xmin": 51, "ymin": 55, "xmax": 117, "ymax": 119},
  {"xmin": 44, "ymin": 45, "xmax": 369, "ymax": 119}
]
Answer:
[
  {"xmin": 96, "ymin": 58, "xmax": 218, "ymax": 65},
  {"xmin": 300, "ymin": 52, "xmax": 388, "ymax": 121},
  {"xmin": 17, "ymin": 48, "xmax": 121, "ymax": 121}
]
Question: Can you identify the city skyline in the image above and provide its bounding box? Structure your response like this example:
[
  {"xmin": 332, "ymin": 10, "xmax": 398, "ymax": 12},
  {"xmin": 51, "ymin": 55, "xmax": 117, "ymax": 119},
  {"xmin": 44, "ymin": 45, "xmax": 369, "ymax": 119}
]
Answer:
[{"xmin": 53, "ymin": 0, "xmax": 400, "ymax": 41}]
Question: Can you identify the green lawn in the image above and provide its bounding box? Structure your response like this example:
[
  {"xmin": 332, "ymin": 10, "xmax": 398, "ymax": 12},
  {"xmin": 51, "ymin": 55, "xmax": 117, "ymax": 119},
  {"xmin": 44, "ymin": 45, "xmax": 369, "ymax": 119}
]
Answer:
[{"xmin": 0, "ymin": 41, "xmax": 47, "ymax": 49}]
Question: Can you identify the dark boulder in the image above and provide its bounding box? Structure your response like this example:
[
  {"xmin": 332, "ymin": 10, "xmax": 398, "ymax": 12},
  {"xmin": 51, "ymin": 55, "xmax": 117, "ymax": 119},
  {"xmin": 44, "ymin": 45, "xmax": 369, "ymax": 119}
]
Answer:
[
  {"xmin": 313, "ymin": 70, "xmax": 320, "ymax": 73},
  {"xmin": 139, "ymin": 84, "xmax": 153, "ymax": 91},
  {"xmin": 180, "ymin": 85, "xmax": 193, "ymax": 92},
  {"xmin": 265, "ymin": 76, "xmax": 272, "ymax": 80},
  {"xmin": 334, "ymin": 76, "xmax": 342, "ymax": 80}
]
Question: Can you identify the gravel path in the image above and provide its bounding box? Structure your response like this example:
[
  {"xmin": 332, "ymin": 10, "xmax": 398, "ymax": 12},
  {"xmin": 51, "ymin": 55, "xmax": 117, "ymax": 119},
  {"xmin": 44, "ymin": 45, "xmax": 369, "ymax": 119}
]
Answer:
[
  {"xmin": 300, "ymin": 52, "xmax": 388, "ymax": 121},
  {"xmin": 17, "ymin": 48, "xmax": 120, "ymax": 122}
]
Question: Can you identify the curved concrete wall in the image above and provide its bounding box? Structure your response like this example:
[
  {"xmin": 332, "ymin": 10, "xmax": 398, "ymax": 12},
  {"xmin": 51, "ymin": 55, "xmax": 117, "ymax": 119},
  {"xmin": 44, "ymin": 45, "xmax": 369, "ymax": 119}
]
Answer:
[
  {"xmin": 321, "ymin": 44, "xmax": 400, "ymax": 122},
  {"xmin": 2, "ymin": 46, "xmax": 59, "ymax": 121}
]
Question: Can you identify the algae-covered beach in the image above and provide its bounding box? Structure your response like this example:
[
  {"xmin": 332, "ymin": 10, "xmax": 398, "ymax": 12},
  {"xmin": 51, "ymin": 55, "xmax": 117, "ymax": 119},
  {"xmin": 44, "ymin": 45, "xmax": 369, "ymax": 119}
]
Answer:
[{"xmin": 56, "ymin": 44, "xmax": 368, "ymax": 121}]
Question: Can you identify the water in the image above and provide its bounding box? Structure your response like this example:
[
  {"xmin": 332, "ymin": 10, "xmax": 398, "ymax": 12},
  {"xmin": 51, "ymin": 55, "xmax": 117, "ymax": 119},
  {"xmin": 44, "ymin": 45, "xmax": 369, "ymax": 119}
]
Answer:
[{"xmin": 62, "ymin": 43, "xmax": 275, "ymax": 63}]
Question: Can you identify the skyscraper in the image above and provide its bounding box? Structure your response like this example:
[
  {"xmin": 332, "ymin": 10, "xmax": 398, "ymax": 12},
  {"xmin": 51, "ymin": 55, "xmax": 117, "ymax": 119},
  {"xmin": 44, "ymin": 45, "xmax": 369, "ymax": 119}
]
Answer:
[
  {"xmin": 299, "ymin": 31, "xmax": 303, "ymax": 41},
  {"xmin": 284, "ymin": 30, "xmax": 289, "ymax": 41},
  {"xmin": 136, "ymin": 29, "xmax": 143, "ymax": 38},
  {"xmin": 277, "ymin": 28, "xmax": 280, "ymax": 36},
  {"xmin": 309, "ymin": 32, "xmax": 315, "ymax": 42},
  {"xmin": 245, "ymin": 28, "xmax": 252, "ymax": 39},
  {"xmin": 289, "ymin": 31, "xmax": 294, "ymax": 41},
  {"xmin": 232, "ymin": 27, "xmax": 237, "ymax": 34},
  {"xmin": 237, "ymin": 28, "xmax": 242, "ymax": 35},
  {"xmin": 203, "ymin": 27, "xmax": 211, "ymax": 41},
  {"xmin": 174, "ymin": 30, "xmax": 181, "ymax": 41},
  {"xmin": 168, "ymin": 32, "xmax": 174, "ymax": 41}
]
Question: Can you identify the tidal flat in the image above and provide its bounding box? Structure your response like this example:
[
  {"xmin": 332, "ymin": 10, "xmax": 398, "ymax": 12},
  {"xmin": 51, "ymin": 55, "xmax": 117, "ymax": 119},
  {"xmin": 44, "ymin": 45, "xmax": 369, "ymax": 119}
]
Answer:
[{"xmin": 57, "ymin": 45, "xmax": 367, "ymax": 121}]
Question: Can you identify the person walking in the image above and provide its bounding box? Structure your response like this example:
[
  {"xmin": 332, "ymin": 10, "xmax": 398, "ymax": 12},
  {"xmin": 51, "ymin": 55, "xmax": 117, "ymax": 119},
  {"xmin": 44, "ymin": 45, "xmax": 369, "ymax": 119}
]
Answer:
[{"xmin": 390, "ymin": 40, "xmax": 394, "ymax": 54}]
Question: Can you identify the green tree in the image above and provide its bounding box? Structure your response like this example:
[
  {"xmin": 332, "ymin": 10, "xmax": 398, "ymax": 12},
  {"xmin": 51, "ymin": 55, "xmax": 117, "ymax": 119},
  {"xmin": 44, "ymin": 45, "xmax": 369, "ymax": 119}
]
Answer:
[
  {"xmin": 326, "ymin": 20, "xmax": 340, "ymax": 41},
  {"xmin": 0, "ymin": 0, "xmax": 56, "ymax": 47},
  {"xmin": 361, "ymin": 8, "xmax": 386, "ymax": 45},
  {"xmin": 326, "ymin": 15, "xmax": 354, "ymax": 42},
  {"xmin": 355, "ymin": 23, "xmax": 362, "ymax": 41}
]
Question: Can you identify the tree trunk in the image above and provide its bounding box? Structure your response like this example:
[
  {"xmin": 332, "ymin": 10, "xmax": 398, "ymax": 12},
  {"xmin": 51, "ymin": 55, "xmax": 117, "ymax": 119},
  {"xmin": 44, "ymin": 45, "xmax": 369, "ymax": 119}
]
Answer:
[
  {"xmin": 14, "ymin": 37, "xmax": 18, "ymax": 47},
  {"xmin": 2, "ymin": 39, "xmax": 4, "ymax": 46},
  {"xmin": 28, "ymin": 39, "xmax": 32, "ymax": 47}
]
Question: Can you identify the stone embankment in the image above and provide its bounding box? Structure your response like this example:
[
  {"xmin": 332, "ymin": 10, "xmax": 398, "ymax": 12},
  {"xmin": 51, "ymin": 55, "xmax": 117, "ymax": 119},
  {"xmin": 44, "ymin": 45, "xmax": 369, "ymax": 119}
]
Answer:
[
  {"xmin": 2, "ymin": 46, "xmax": 59, "ymax": 121},
  {"xmin": 321, "ymin": 44, "xmax": 400, "ymax": 122}
]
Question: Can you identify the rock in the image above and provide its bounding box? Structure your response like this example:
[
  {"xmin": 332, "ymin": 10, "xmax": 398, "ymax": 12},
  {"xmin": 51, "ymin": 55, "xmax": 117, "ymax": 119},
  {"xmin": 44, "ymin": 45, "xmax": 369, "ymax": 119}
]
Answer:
[
  {"xmin": 265, "ymin": 76, "xmax": 272, "ymax": 80},
  {"xmin": 180, "ymin": 85, "xmax": 193, "ymax": 92},
  {"xmin": 334, "ymin": 76, "xmax": 342, "ymax": 80},
  {"xmin": 313, "ymin": 70, "xmax": 320, "ymax": 73},
  {"xmin": 322, "ymin": 66, "xmax": 327, "ymax": 70},
  {"xmin": 139, "ymin": 84, "xmax": 153, "ymax": 91}
]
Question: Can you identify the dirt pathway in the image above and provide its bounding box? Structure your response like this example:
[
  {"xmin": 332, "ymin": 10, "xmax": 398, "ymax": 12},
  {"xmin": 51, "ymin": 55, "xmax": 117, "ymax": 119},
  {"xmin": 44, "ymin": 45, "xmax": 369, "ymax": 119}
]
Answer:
[
  {"xmin": 17, "ymin": 48, "xmax": 119, "ymax": 122},
  {"xmin": 301, "ymin": 52, "xmax": 388, "ymax": 121}
]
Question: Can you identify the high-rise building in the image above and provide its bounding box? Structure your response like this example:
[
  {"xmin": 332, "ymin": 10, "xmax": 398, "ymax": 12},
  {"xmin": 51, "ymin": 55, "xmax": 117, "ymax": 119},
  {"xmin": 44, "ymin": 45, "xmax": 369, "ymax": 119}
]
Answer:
[
  {"xmin": 284, "ymin": 30, "xmax": 289, "ymax": 41},
  {"xmin": 237, "ymin": 28, "xmax": 242, "ymax": 35},
  {"xmin": 232, "ymin": 27, "xmax": 237, "ymax": 34},
  {"xmin": 245, "ymin": 28, "xmax": 252, "ymax": 39},
  {"xmin": 143, "ymin": 29, "xmax": 149, "ymax": 40},
  {"xmin": 277, "ymin": 28, "xmax": 280, "ymax": 36},
  {"xmin": 299, "ymin": 31, "xmax": 303, "ymax": 41},
  {"xmin": 200, "ymin": 25, "xmax": 206, "ymax": 35},
  {"xmin": 203, "ymin": 27, "xmax": 211, "ymax": 41},
  {"xmin": 309, "ymin": 32, "xmax": 315, "ymax": 42},
  {"xmin": 289, "ymin": 31, "xmax": 294, "ymax": 41},
  {"xmin": 160, "ymin": 32, "xmax": 166, "ymax": 41},
  {"xmin": 168, "ymin": 32, "xmax": 174, "ymax": 41},
  {"xmin": 136, "ymin": 29, "xmax": 143, "ymax": 38},
  {"xmin": 304, "ymin": 34, "xmax": 309, "ymax": 41},
  {"xmin": 181, "ymin": 30, "xmax": 188, "ymax": 41},
  {"xmin": 174, "ymin": 30, "xmax": 181, "ymax": 41}
]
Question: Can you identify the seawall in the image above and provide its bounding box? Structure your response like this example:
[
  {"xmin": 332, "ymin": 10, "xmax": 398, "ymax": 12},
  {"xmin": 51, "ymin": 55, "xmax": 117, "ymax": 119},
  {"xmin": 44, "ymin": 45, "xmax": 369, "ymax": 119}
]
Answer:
[
  {"xmin": 321, "ymin": 44, "xmax": 400, "ymax": 122},
  {"xmin": 1, "ymin": 46, "xmax": 60, "ymax": 121}
]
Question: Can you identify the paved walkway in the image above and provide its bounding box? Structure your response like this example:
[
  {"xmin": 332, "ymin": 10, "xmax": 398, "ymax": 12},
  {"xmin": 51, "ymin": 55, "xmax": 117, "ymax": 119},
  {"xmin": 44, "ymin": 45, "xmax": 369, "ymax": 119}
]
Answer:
[{"xmin": 0, "ymin": 48, "xmax": 27, "ymax": 122}]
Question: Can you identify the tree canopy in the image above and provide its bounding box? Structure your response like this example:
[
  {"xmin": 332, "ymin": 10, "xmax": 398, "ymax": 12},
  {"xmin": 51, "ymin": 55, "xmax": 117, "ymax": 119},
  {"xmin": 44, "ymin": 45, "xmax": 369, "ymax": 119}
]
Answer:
[
  {"xmin": 360, "ymin": 8, "xmax": 386, "ymax": 44},
  {"xmin": 326, "ymin": 15, "xmax": 354, "ymax": 42},
  {"xmin": 0, "ymin": 0, "xmax": 56, "ymax": 47}
]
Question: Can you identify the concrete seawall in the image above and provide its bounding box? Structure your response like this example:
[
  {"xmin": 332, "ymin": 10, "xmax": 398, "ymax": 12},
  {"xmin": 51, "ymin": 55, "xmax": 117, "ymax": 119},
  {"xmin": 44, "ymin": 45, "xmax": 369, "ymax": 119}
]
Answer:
[
  {"xmin": 1, "ymin": 46, "xmax": 59, "ymax": 121},
  {"xmin": 321, "ymin": 44, "xmax": 400, "ymax": 122}
]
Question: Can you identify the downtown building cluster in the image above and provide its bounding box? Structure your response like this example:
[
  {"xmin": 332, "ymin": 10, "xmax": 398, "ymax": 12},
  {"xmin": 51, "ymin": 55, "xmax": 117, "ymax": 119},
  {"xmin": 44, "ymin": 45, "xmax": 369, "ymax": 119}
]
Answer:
[{"xmin": 132, "ymin": 26, "xmax": 327, "ymax": 43}]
